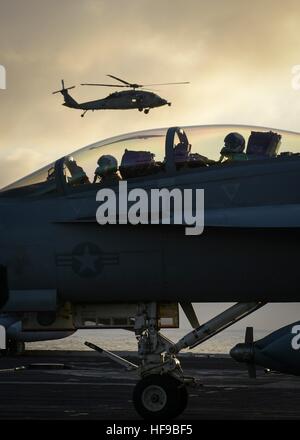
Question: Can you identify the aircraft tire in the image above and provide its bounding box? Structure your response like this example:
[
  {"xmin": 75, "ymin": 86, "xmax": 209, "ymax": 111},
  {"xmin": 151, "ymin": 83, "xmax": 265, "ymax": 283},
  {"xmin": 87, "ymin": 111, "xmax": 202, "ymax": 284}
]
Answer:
[{"xmin": 133, "ymin": 374, "xmax": 188, "ymax": 419}]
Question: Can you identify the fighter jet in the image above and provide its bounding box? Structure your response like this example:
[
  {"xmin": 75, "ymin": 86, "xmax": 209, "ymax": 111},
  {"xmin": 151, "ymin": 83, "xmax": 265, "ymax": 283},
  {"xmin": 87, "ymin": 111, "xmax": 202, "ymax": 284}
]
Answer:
[{"xmin": 1, "ymin": 124, "xmax": 300, "ymax": 418}]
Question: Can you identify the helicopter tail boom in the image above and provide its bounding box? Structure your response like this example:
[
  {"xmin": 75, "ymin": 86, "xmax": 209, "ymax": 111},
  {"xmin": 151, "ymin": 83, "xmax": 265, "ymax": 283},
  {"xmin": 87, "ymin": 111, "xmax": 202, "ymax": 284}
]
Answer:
[
  {"xmin": 53, "ymin": 80, "xmax": 79, "ymax": 109},
  {"xmin": 61, "ymin": 92, "xmax": 79, "ymax": 109}
]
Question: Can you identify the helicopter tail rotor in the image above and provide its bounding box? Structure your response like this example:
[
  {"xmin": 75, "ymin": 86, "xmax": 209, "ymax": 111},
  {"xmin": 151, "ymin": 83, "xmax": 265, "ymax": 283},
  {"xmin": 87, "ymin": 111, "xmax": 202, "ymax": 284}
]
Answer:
[{"xmin": 52, "ymin": 80, "xmax": 76, "ymax": 94}]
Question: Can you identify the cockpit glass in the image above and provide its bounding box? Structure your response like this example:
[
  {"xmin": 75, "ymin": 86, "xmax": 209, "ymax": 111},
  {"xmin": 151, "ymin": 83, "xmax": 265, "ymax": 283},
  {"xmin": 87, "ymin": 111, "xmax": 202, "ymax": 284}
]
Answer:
[
  {"xmin": 2, "ymin": 124, "xmax": 300, "ymax": 195},
  {"xmin": 183, "ymin": 125, "xmax": 300, "ymax": 161},
  {"xmin": 0, "ymin": 161, "xmax": 56, "ymax": 195},
  {"xmin": 65, "ymin": 128, "xmax": 167, "ymax": 187}
]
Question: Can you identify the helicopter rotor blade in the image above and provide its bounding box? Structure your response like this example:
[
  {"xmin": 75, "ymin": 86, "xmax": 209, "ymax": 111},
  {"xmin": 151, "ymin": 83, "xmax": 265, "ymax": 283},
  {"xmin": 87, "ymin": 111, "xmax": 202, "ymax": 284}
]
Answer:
[
  {"xmin": 80, "ymin": 76, "xmax": 189, "ymax": 91},
  {"xmin": 106, "ymin": 74, "xmax": 133, "ymax": 86},
  {"xmin": 142, "ymin": 81, "xmax": 190, "ymax": 86},
  {"xmin": 80, "ymin": 83, "xmax": 127, "ymax": 87},
  {"xmin": 52, "ymin": 88, "xmax": 75, "ymax": 94}
]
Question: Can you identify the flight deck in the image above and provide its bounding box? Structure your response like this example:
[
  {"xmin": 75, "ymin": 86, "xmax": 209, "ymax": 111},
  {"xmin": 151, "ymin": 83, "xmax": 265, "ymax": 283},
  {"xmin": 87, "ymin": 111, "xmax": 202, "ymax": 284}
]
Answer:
[{"xmin": 0, "ymin": 350, "xmax": 299, "ymax": 420}]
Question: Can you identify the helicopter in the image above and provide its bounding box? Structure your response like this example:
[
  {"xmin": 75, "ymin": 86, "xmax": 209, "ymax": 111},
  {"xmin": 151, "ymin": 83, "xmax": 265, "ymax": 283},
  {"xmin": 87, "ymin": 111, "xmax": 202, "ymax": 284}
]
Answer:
[{"xmin": 52, "ymin": 75, "xmax": 189, "ymax": 117}]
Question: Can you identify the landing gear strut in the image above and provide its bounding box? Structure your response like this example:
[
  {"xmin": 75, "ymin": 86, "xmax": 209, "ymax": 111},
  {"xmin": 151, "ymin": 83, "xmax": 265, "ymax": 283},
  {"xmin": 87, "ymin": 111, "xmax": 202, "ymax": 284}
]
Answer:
[
  {"xmin": 130, "ymin": 302, "xmax": 192, "ymax": 419},
  {"xmin": 86, "ymin": 301, "xmax": 266, "ymax": 419}
]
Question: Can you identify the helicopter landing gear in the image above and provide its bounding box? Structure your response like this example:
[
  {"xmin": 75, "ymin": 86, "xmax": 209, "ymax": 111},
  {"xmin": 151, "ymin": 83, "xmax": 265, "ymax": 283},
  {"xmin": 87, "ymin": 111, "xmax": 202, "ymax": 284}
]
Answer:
[
  {"xmin": 144, "ymin": 109, "xmax": 150, "ymax": 114},
  {"xmin": 81, "ymin": 110, "xmax": 88, "ymax": 118}
]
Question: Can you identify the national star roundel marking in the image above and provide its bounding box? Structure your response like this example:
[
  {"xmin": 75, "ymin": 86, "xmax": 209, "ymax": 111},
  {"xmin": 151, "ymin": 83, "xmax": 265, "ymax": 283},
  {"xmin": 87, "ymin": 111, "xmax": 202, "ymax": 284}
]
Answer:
[
  {"xmin": 72, "ymin": 242, "xmax": 104, "ymax": 277},
  {"xmin": 56, "ymin": 242, "xmax": 119, "ymax": 278}
]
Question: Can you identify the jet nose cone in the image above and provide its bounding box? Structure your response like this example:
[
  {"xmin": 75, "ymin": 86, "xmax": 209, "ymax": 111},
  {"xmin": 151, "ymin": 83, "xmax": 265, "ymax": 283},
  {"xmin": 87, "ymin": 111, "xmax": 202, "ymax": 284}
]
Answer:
[{"xmin": 230, "ymin": 343, "xmax": 254, "ymax": 363}]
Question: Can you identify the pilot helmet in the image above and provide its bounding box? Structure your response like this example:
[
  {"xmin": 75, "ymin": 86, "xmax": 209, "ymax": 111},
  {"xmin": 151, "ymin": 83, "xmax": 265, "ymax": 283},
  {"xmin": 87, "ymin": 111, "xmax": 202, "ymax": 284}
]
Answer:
[
  {"xmin": 65, "ymin": 155, "xmax": 75, "ymax": 166},
  {"xmin": 221, "ymin": 132, "xmax": 246, "ymax": 156},
  {"xmin": 96, "ymin": 155, "xmax": 118, "ymax": 177}
]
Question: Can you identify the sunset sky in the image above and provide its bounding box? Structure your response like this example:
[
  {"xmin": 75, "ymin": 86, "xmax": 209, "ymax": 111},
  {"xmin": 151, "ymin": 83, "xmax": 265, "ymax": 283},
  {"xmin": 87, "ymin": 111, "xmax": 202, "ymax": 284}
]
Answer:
[
  {"xmin": 1, "ymin": 0, "xmax": 300, "ymax": 330},
  {"xmin": 1, "ymin": 0, "xmax": 300, "ymax": 185}
]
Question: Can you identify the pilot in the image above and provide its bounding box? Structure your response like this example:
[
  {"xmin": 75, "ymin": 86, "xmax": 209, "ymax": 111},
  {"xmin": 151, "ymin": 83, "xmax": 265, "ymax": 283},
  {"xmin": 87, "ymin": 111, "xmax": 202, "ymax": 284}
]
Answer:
[
  {"xmin": 219, "ymin": 132, "xmax": 248, "ymax": 162},
  {"xmin": 65, "ymin": 156, "xmax": 90, "ymax": 185},
  {"xmin": 93, "ymin": 154, "xmax": 121, "ymax": 185}
]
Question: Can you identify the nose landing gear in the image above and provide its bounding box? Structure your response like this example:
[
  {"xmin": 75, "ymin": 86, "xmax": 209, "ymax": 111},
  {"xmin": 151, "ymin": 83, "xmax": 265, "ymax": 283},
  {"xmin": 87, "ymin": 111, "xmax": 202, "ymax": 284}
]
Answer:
[{"xmin": 85, "ymin": 301, "xmax": 265, "ymax": 419}]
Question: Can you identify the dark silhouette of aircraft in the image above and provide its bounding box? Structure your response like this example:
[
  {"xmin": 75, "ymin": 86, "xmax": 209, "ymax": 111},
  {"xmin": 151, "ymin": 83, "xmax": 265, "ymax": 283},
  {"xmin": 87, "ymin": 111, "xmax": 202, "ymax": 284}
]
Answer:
[
  {"xmin": 1, "ymin": 124, "xmax": 300, "ymax": 418},
  {"xmin": 53, "ymin": 75, "xmax": 189, "ymax": 117}
]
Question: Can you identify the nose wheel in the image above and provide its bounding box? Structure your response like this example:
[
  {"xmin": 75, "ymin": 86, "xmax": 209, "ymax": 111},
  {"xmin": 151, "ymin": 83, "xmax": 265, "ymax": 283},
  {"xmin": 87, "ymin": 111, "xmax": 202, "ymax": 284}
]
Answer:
[{"xmin": 133, "ymin": 374, "xmax": 188, "ymax": 419}]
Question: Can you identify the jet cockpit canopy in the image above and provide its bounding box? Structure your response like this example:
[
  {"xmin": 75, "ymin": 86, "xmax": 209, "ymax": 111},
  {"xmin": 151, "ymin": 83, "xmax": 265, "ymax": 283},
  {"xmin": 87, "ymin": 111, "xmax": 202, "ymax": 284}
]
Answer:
[{"xmin": 2, "ymin": 124, "xmax": 300, "ymax": 197}]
